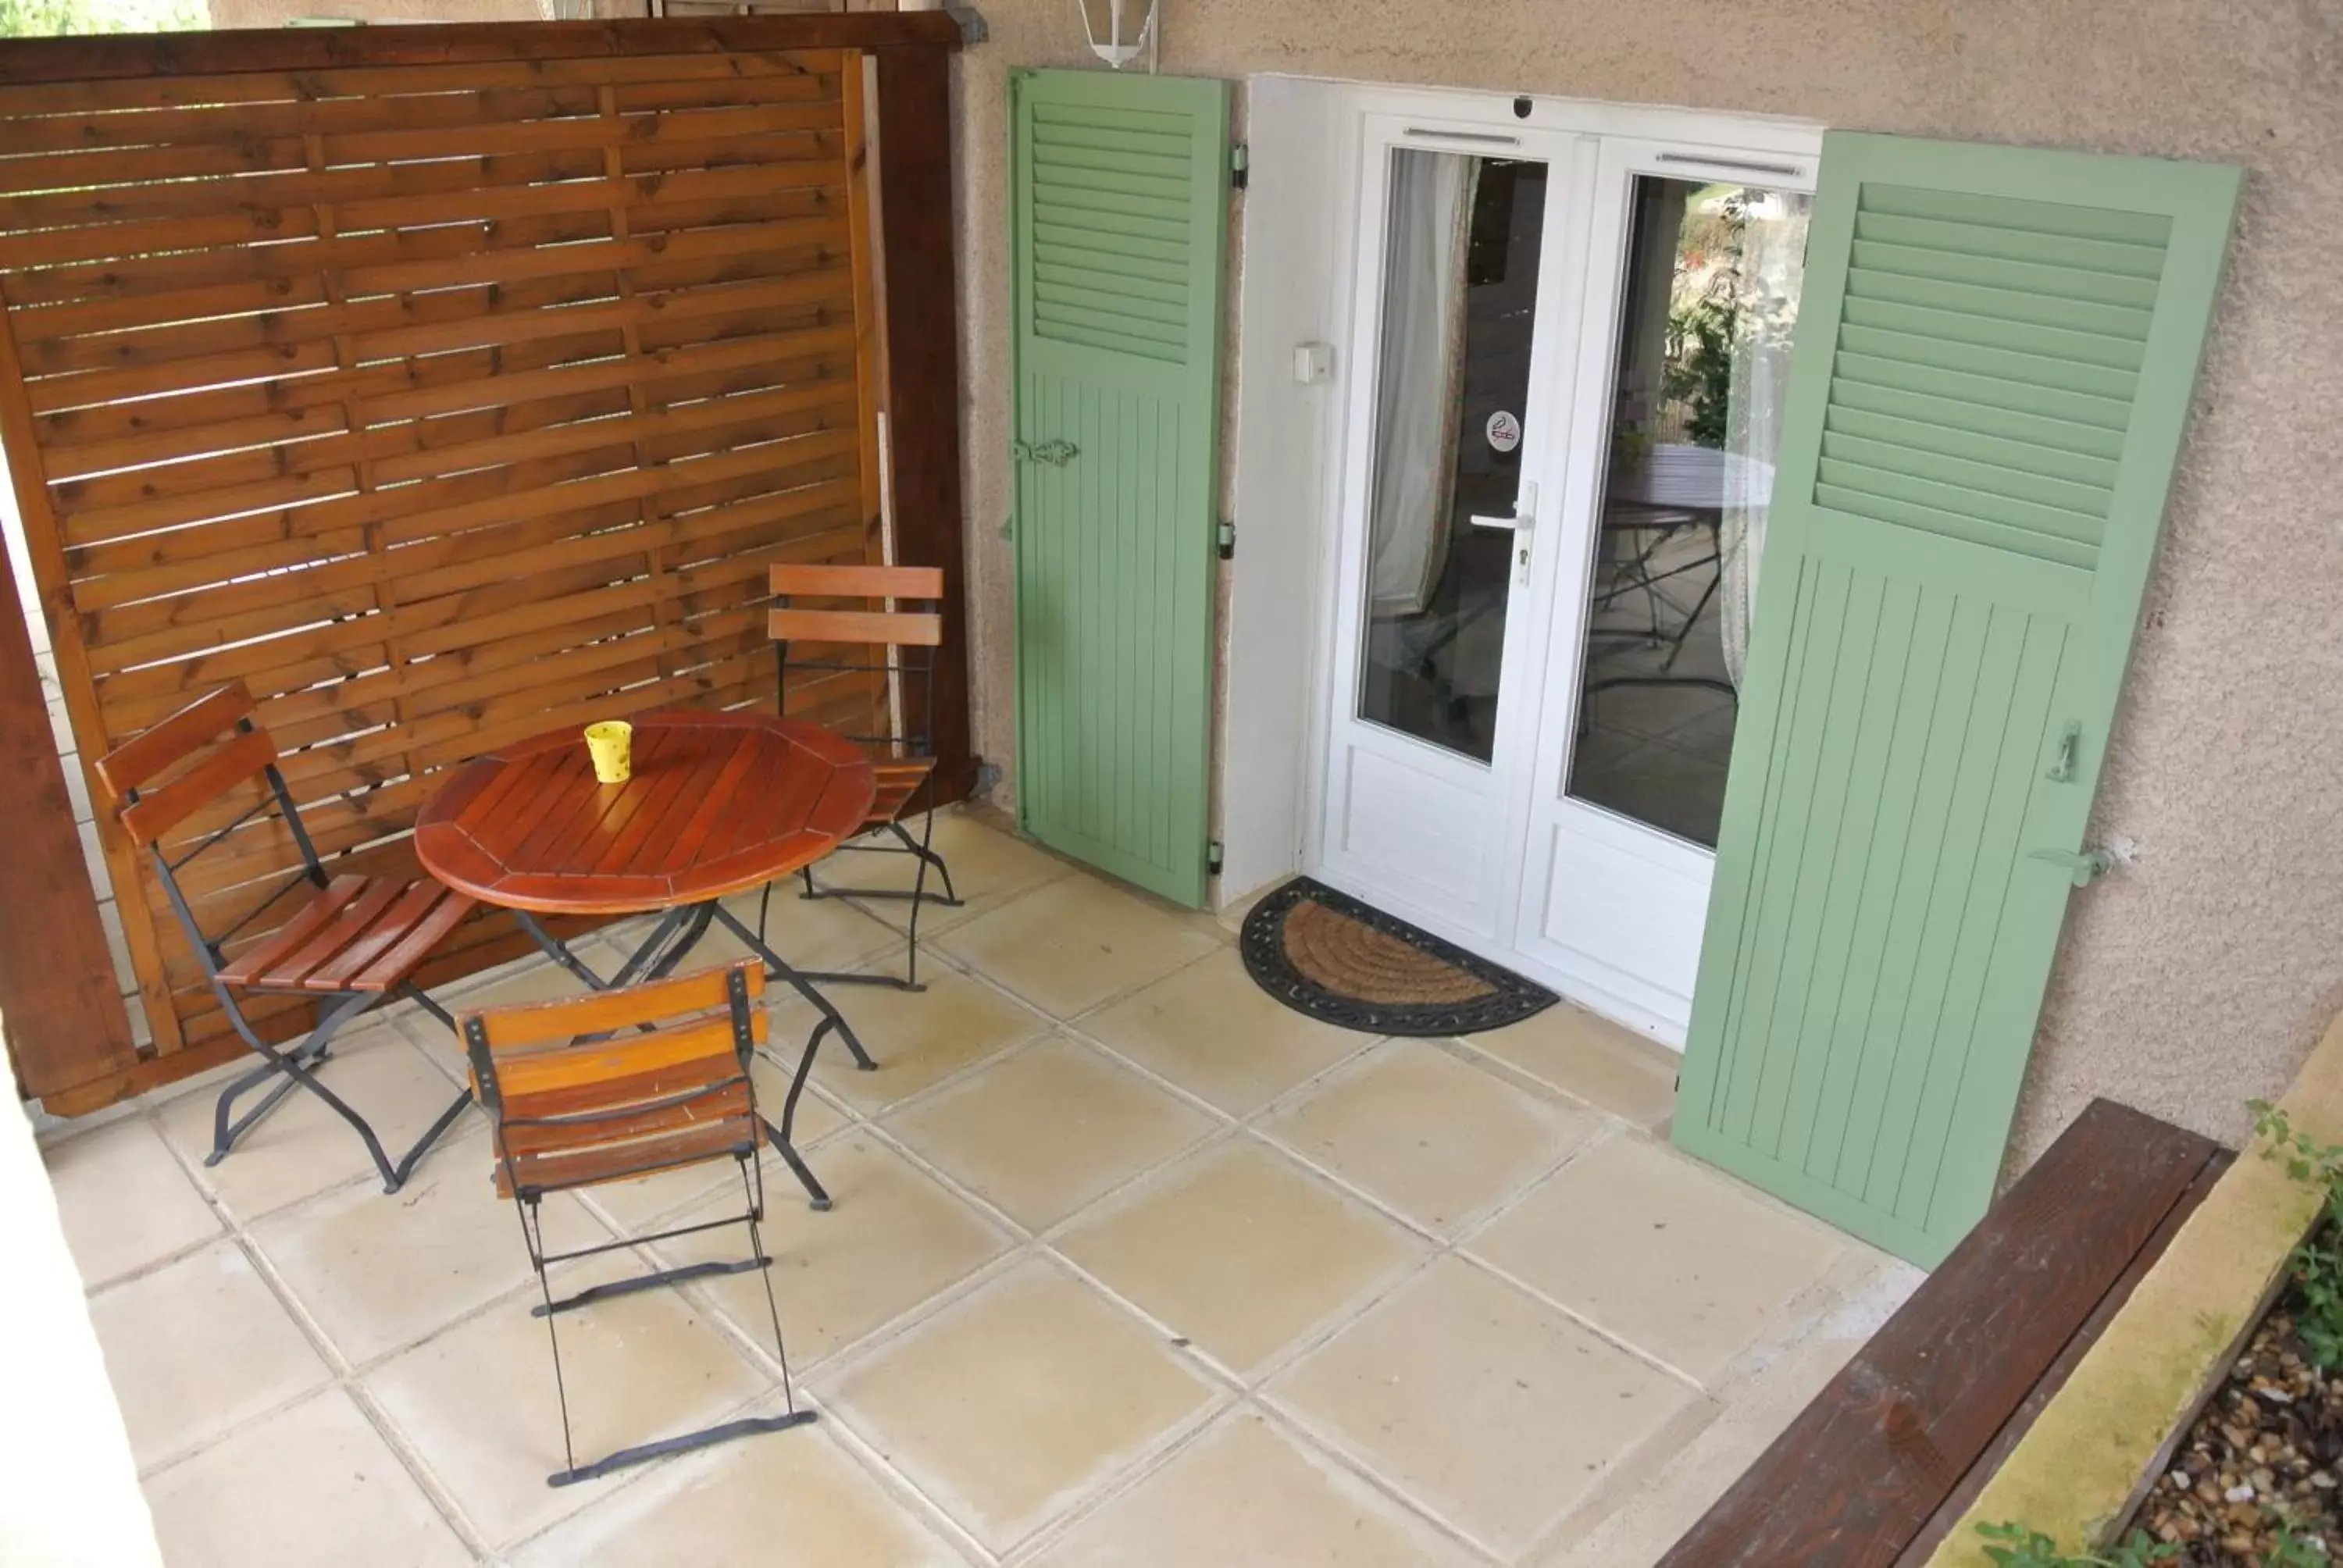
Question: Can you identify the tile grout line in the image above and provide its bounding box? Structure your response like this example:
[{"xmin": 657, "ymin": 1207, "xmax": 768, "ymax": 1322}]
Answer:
[{"xmin": 131, "ymin": 1097, "xmax": 506, "ymax": 1565}]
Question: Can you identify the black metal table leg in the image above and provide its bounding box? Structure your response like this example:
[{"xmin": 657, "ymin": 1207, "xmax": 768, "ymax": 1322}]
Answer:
[{"xmin": 707, "ymin": 901, "xmax": 876, "ymax": 1072}]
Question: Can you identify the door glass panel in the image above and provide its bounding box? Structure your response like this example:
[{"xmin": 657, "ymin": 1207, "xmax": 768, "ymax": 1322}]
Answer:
[
  {"xmin": 1567, "ymin": 176, "xmax": 1810, "ymax": 844},
  {"xmin": 1355, "ymin": 151, "xmax": 1548, "ymax": 764}
]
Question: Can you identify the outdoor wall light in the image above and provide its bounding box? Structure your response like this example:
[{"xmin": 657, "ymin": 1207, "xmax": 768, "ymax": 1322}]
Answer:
[{"xmin": 1077, "ymin": 0, "xmax": 1159, "ymax": 69}]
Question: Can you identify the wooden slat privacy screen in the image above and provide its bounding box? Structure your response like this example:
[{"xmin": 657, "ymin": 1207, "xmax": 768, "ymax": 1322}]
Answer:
[{"xmin": 0, "ymin": 18, "xmax": 968, "ymax": 1110}]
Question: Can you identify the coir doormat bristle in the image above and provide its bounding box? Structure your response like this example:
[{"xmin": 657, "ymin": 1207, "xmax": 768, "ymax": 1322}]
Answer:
[{"xmin": 1239, "ymin": 877, "xmax": 1557, "ymax": 1036}]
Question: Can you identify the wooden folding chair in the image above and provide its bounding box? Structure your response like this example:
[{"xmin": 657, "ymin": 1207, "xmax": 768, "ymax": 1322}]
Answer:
[
  {"xmin": 461, "ymin": 959, "xmax": 815, "ymax": 1488},
  {"xmin": 93, "ymin": 683, "xmax": 476, "ymax": 1194},
  {"xmin": 763, "ymin": 561, "xmax": 963, "ymax": 990}
]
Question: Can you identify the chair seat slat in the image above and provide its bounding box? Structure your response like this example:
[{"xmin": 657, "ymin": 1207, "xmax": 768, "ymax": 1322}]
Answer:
[
  {"xmin": 271, "ymin": 876, "xmax": 406, "ymax": 987},
  {"xmin": 214, "ymin": 873, "xmax": 366, "ymax": 987},
  {"xmin": 303, "ymin": 880, "xmax": 446, "ymax": 990}
]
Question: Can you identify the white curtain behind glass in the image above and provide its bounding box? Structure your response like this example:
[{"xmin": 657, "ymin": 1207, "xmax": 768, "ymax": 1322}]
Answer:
[
  {"xmin": 1719, "ymin": 191, "xmax": 1812, "ymax": 686},
  {"xmin": 1367, "ymin": 151, "xmax": 1475, "ymax": 617}
]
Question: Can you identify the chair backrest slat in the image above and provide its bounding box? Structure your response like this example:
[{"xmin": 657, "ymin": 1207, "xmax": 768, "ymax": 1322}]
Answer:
[
  {"xmin": 769, "ymin": 562, "xmax": 943, "ymax": 600},
  {"xmin": 768, "ymin": 606, "xmax": 944, "ymax": 649},
  {"xmin": 490, "ymin": 1014, "xmax": 756, "ymax": 1103},
  {"xmin": 116, "ymin": 725, "xmax": 279, "ymax": 849},
  {"xmin": 462, "ymin": 960, "xmax": 769, "ymax": 1199},
  {"xmin": 469, "ymin": 961, "xmax": 765, "ymax": 1051},
  {"xmin": 93, "ymin": 682, "xmax": 257, "ymax": 810}
]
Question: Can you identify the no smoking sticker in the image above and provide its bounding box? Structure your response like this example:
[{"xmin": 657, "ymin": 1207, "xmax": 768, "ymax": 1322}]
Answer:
[{"xmin": 1485, "ymin": 410, "xmax": 1521, "ymax": 453}]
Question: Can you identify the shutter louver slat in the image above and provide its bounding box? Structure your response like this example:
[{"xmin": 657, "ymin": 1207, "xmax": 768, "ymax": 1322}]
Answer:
[
  {"xmin": 1028, "ymin": 101, "xmax": 1196, "ymax": 366},
  {"xmin": 1819, "ymin": 176, "xmax": 2186, "ymax": 572}
]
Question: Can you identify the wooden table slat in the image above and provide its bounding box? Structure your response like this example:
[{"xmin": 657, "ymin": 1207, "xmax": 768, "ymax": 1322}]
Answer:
[{"xmin": 415, "ymin": 710, "xmax": 873, "ymax": 916}]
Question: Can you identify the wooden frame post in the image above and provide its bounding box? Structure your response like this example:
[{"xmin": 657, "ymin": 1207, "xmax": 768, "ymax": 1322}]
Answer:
[
  {"xmin": 0, "ymin": 538, "xmax": 135, "ymax": 1105},
  {"xmin": 873, "ymin": 39, "xmax": 977, "ymax": 804}
]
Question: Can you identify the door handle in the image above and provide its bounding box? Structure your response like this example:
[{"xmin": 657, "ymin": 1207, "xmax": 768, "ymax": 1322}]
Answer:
[
  {"xmin": 2027, "ymin": 846, "xmax": 2113, "ymax": 887},
  {"xmin": 1468, "ymin": 480, "xmax": 1537, "ymax": 533},
  {"xmin": 2044, "ymin": 722, "xmax": 2081, "ymax": 782},
  {"xmin": 1013, "ymin": 438, "xmax": 1079, "ymax": 467},
  {"xmin": 1469, "ymin": 483, "xmax": 1536, "ymax": 586}
]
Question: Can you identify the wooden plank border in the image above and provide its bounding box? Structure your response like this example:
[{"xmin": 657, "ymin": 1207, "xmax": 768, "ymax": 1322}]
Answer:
[
  {"xmin": 874, "ymin": 40, "xmax": 975, "ymax": 803},
  {"xmin": 0, "ymin": 16, "xmax": 964, "ymax": 85},
  {"xmin": 0, "ymin": 529, "xmax": 137, "ymax": 1103},
  {"xmin": 1657, "ymin": 1099, "xmax": 2227, "ymax": 1567}
]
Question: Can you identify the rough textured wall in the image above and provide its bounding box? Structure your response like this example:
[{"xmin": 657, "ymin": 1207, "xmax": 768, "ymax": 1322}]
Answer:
[{"xmin": 952, "ymin": 0, "xmax": 2343, "ymax": 1171}]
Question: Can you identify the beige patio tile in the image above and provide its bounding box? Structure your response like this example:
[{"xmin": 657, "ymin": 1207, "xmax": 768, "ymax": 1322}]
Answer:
[
  {"xmin": 1266, "ymin": 1256, "xmax": 1696, "ymax": 1558},
  {"xmin": 775, "ymin": 961, "xmax": 1050, "ymax": 1114},
  {"xmin": 695, "ymin": 885, "xmax": 904, "ymax": 975},
  {"xmin": 883, "ymin": 1035, "xmax": 1218, "ymax": 1231},
  {"xmin": 156, "ymin": 1028, "xmax": 479, "ymax": 1222},
  {"xmin": 248, "ymin": 1130, "xmax": 614, "ymax": 1367},
  {"xmin": 88, "ymin": 1238, "xmax": 333, "ymax": 1472},
  {"xmin": 1082, "ymin": 946, "xmax": 1368, "ymax": 1117},
  {"xmin": 847, "ymin": 809, "xmax": 1075, "ymax": 935},
  {"xmin": 645, "ymin": 1135, "xmax": 1014, "ymax": 1366},
  {"xmin": 443, "ymin": 938, "xmax": 630, "ymax": 1009},
  {"xmin": 1465, "ymin": 1004, "xmax": 1679, "ymax": 1129},
  {"xmin": 1057, "ymin": 1139, "xmax": 1425, "ymax": 1377},
  {"xmin": 366, "ymin": 1273, "xmax": 775, "ymax": 1548},
  {"xmin": 1027, "ymin": 1409, "xmax": 1479, "ymax": 1568},
  {"xmin": 933, "ymin": 875, "xmax": 1220, "ymax": 1020},
  {"xmin": 142, "ymin": 1387, "xmax": 472, "ymax": 1568},
  {"xmin": 1467, "ymin": 1135, "xmax": 1846, "ymax": 1385},
  {"xmin": 1258, "ymin": 1039, "xmax": 1603, "ymax": 1236},
  {"xmin": 43, "ymin": 1114, "xmax": 221, "ymax": 1291},
  {"xmin": 817, "ymin": 1256, "xmax": 1222, "ymax": 1554},
  {"xmin": 1531, "ymin": 1253, "xmax": 1920, "ymax": 1568},
  {"xmin": 510, "ymin": 1402, "xmax": 967, "ymax": 1566}
]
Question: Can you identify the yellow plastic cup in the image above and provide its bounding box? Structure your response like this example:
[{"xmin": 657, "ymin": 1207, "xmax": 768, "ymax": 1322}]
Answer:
[{"xmin": 583, "ymin": 721, "xmax": 633, "ymax": 785}]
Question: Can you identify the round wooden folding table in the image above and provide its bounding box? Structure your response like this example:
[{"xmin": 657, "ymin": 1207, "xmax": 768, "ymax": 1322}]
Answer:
[{"xmin": 415, "ymin": 709, "xmax": 878, "ymax": 1207}]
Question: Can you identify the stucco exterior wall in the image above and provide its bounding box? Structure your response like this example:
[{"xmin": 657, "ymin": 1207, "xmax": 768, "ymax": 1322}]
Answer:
[{"xmin": 949, "ymin": 0, "xmax": 2343, "ymax": 1171}]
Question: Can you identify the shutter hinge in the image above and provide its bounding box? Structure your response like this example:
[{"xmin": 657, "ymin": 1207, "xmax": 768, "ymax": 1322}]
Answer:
[
  {"xmin": 1230, "ymin": 144, "xmax": 1249, "ymax": 191},
  {"xmin": 1207, "ymin": 840, "xmax": 1225, "ymax": 875},
  {"xmin": 1217, "ymin": 519, "xmax": 1236, "ymax": 561}
]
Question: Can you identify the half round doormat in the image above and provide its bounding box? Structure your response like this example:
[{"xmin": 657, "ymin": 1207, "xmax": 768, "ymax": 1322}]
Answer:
[{"xmin": 1239, "ymin": 877, "xmax": 1557, "ymax": 1037}]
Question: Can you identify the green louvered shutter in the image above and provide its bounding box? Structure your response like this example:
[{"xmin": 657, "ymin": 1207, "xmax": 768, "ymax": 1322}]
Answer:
[
  {"xmin": 1673, "ymin": 133, "xmax": 2241, "ymax": 1267},
  {"xmin": 1009, "ymin": 69, "xmax": 1229, "ymax": 907}
]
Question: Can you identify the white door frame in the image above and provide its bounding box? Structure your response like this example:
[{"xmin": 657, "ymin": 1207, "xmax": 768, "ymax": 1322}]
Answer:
[{"xmin": 1221, "ymin": 75, "xmax": 1824, "ymax": 1042}]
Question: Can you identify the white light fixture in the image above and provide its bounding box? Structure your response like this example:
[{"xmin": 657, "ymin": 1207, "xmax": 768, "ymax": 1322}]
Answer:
[{"xmin": 1077, "ymin": 0, "xmax": 1159, "ymax": 70}]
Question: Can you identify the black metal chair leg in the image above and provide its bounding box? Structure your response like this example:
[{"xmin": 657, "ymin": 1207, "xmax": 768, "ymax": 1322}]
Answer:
[{"xmin": 205, "ymin": 1031, "xmax": 333, "ymax": 1164}]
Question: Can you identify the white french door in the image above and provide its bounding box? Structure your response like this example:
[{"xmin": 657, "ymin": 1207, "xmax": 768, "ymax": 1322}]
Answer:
[
  {"xmin": 1311, "ymin": 94, "xmax": 1821, "ymax": 1046},
  {"xmin": 1313, "ymin": 112, "xmax": 1591, "ymax": 946}
]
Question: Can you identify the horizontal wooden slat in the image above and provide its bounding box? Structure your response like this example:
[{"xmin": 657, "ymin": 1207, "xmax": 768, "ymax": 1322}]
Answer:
[
  {"xmin": 769, "ymin": 561, "xmax": 943, "ymax": 599},
  {"xmin": 769, "ymin": 607, "xmax": 943, "ymax": 647},
  {"xmin": 91, "ymin": 682, "xmax": 252, "ymax": 804},
  {"xmin": 0, "ymin": 20, "xmax": 947, "ymax": 89},
  {"xmin": 116, "ymin": 726, "xmax": 277, "ymax": 846}
]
